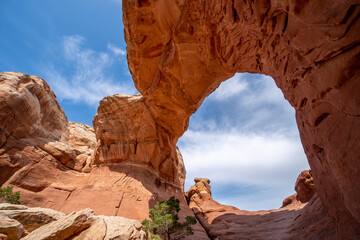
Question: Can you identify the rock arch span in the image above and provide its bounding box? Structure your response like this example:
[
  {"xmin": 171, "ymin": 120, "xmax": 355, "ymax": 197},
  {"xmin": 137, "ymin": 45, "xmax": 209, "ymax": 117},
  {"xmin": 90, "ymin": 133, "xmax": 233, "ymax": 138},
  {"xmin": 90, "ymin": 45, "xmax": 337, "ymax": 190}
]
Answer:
[
  {"xmin": 120, "ymin": 0, "xmax": 360, "ymax": 237},
  {"xmin": 0, "ymin": 0, "xmax": 359, "ymax": 239}
]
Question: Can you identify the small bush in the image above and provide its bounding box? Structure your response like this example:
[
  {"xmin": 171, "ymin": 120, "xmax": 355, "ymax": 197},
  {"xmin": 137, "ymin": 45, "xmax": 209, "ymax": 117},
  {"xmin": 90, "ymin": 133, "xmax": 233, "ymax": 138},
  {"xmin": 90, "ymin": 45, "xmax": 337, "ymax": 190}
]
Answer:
[
  {"xmin": 142, "ymin": 196, "xmax": 197, "ymax": 240},
  {"xmin": 0, "ymin": 186, "xmax": 23, "ymax": 204}
]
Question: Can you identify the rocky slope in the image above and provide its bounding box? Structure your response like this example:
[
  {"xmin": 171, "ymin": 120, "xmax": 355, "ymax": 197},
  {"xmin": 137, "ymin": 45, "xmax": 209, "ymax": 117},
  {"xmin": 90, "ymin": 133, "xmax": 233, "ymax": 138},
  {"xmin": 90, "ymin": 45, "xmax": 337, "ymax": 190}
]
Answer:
[{"xmin": 0, "ymin": 203, "xmax": 146, "ymax": 240}]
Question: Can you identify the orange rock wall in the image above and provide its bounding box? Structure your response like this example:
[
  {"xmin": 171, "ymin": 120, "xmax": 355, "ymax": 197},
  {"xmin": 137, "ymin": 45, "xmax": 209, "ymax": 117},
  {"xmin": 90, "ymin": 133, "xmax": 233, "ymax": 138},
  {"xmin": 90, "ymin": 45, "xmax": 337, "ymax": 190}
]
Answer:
[
  {"xmin": 93, "ymin": 94, "xmax": 186, "ymax": 187},
  {"xmin": 123, "ymin": 0, "xmax": 360, "ymax": 237}
]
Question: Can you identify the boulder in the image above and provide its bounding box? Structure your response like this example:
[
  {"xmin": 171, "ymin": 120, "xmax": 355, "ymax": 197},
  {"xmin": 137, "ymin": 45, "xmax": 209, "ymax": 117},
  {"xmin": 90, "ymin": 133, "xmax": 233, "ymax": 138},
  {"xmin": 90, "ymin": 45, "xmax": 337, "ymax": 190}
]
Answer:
[
  {"xmin": 0, "ymin": 203, "xmax": 65, "ymax": 232},
  {"xmin": 0, "ymin": 215, "xmax": 24, "ymax": 240},
  {"xmin": 21, "ymin": 208, "xmax": 95, "ymax": 240},
  {"xmin": 69, "ymin": 218, "xmax": 106, "ymax": 240},
  {"xmin": 101, "ymin": 216, "xmax": 146, "ymax": 240},
  {"xmin": 281, "ymin": 169, "xmax": 316, "ymax": 208}
]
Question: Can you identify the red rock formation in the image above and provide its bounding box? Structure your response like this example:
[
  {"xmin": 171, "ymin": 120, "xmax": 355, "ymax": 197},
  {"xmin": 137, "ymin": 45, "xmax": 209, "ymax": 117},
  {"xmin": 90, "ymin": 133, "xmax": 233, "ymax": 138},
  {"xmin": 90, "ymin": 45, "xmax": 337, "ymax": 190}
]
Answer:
[
  {"xmin": 123, "ymin": 0, "xmax": 360, "ymax": 237},
  {"xmin": 281, "ymin": 169, "xmax": 315, "ymax": 208},
  {"xmin": 1, "ymin": 0, "xmax": 359, "ymax": 238},
  {"xmin": 186, "ymin": 176, "xmax": 335, "ymax": 239},
  {"xmin": 93, "ymin": 94, "xmax": 185, "ymax": 187},
  {"xmin": 0, "ymin": 72, "xmax": 208, "ymax": 239}
]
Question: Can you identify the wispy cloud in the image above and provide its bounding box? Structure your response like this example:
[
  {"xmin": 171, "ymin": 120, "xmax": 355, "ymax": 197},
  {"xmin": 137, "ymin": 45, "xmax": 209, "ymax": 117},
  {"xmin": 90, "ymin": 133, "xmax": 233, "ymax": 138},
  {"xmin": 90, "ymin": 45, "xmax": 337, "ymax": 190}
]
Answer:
[
  {"xmin": 211, "ymin": 74, "xmax": 248, "ymax": 100},
  {"xmin": 179, "ymin": 73, "xmax": 309, "ymax": 210},
  {"xmin": 42, "ymin": 35, "xmax": 136, "ymax": 106},
  {"xmin": 181, "ymin": 130, "xmax": 307, "ymax": 183},
  {"xmin": 210, "ymin": 73, "xmax": 288, "ymax": 108},
  {"xmin": 107, "ymin": 43, "xmax": 126, "ymax": 56}
]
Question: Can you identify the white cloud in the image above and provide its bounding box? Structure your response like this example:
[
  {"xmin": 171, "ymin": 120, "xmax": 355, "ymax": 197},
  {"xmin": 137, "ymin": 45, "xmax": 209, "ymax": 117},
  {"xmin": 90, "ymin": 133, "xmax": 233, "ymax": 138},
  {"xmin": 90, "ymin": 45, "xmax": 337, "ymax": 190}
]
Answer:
[
  {"xmin": 107, "ymin": 43, "xmax": 126, "ymax": 57},
  {"xmin": 211, "ymin": 74, "xmax": 248, "ymax": 100},
  {"xmin": 179, "ymin": 129, "xmax": 309, "ymax": 210},
  {"xmin": 210, "ymin": 73, "xmax": 287, "ymax": 107},
  {"xmin": 42, "ymin": 35, "xmax": 136, "ymax": 106},
  {"xmin": 179, "ymin": 73, "xmax": 309, "ymax": 211}
]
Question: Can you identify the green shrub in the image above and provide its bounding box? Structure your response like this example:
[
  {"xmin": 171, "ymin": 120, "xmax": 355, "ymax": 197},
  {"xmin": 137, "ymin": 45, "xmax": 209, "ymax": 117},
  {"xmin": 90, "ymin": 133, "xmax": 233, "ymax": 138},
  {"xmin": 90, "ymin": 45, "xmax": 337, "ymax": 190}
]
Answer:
[
  {"xmin": 142, "ymin": 196, "xmax": 197, "ymax": 240},
  {"xmin": 0, "ymin": 186, "xmax": 23, "ymax": 204}
]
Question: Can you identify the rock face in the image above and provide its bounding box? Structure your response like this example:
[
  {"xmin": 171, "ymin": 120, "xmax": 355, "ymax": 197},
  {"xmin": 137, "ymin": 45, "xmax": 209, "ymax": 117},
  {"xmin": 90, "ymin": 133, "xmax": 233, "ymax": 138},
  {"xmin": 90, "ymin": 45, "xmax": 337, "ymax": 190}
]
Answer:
[
  {"xmin": 0, "ymin": 72, "xmax": 208, "ymax": 239},
  {"xmin": 93, "ymin": 94, "xmax": 186, "ymax": 188},
  {"xmin": 0, "ymin": 204, "xmax": 146, "ymax": 240},
  {"xmin": 0, "ymin": 72, "xmax": 96, "ymax": 176},
  {"xmin": 281, "ymin": 169, "xmax": 315, "ymax": 208},
  {"xmin": 123, "ymin": 0, "xmax": 360, "ymax": 237},
  {"xmin": 186, "ymin": 176, "xmax": 334, "ymax": 239},
  {"xmin": 0, "ymin": 214, "xmax": 25, "ymax": 240},
  {"xmin": 0, "ymin": 204, "xmax": 65, "ymax": 232}
]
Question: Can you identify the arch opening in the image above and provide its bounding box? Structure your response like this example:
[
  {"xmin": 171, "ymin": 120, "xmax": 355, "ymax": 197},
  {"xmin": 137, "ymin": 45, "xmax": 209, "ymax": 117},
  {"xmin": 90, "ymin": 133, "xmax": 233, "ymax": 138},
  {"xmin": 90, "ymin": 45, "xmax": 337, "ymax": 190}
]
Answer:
[{"xmin": 178, "ymin": 72, "xmax": 309, "ymax": 210}]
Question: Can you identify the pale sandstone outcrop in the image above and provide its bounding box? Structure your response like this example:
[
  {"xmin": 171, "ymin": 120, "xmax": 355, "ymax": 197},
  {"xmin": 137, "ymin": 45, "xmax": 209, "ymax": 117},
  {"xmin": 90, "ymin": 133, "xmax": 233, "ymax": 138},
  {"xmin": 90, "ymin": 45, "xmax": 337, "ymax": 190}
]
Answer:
[
  {"xmin": 123, "ymin": 0, "xmax": 360, "ymax": 237},
  {"xmin": 0, "ymin": 205, "xmax": 146, "ymax": 240},
  {"xmin": 0, "ymin": 204, "xmax": 65, "ymax": 232},
  {"xmin": 101, "ymin": 216, "xmax": 145, "ymax": 240},
  {"xmin": 0, "ymin": 215, "xmax": 24, "ymax": 240},
  {"xmin": 21, "ymin": 208, "xmax": 95, "ymax": 240},
  {"xmin": 0, "ymin": 204, "xmax": 27, "ymax": 211},
  {"xmin": 70, "ymin": 218, "xmax": 106, "ymax": 240}
]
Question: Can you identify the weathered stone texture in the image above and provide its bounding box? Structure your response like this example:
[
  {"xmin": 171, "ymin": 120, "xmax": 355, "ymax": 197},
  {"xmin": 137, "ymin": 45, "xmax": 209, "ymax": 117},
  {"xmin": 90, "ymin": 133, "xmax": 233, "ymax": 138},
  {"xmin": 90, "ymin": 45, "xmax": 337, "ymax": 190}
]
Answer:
[{"xmin": 123, "ymin": 0, "xmax": 360, "ymax": 237}]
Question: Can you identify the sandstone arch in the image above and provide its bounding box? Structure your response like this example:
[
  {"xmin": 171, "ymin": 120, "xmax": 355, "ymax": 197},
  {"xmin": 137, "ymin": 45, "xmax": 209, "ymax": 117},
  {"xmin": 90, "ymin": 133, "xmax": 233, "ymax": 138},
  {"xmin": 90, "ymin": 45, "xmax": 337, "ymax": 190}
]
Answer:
[
  {"xmin": 0, "ymin": 0, "xmax": 359, "ymax": 238},
  {"xmin": 121, "ymin": 0, "xmax": 360, "ymax": 237}
]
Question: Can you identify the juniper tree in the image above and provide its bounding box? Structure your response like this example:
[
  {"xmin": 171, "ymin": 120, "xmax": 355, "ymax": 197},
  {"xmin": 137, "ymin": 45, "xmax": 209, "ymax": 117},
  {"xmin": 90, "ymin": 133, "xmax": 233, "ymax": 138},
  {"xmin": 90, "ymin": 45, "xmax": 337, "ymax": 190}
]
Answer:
[
  {"xmin": 0, "ymin": 186, "xmax": 22, "ymax": 204},
  {"xmin": 142, "ymin": 196, "xmax": 197, "ymax": 240}
]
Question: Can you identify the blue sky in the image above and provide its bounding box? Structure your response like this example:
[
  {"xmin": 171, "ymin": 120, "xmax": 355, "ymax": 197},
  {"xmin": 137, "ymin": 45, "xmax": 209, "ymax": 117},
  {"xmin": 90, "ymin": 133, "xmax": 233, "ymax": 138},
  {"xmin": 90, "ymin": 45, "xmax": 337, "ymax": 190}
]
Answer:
[{"xmin": 0, "ymin": 1, "xmax": 309, "ymax": 210}]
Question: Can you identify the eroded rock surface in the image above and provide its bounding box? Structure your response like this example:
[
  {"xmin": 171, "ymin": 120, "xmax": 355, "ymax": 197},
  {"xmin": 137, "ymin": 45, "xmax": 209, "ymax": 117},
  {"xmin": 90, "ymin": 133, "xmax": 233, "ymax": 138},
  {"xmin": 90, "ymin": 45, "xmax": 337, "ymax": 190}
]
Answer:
[
  {"xmin": 0, "ymin": 204, "xmax": 65, "ymax": 232},
  {"xmin": 281, "ymin": 169, "xmax": 316, "ymax": 208},
  {"xmin": 0, "ymin": 72, "xmax": 208, "ymax": 238},
  {"xmin": 123, "ymin": 0, "xmax": 360, "ymax": 237},
  {"xmin": 93, "ymin": 94, "xmax": 186, "ymax": 187},
  {"xmin": 1, "ymin": 0, "xmax": 359, "ymax": 238},
  {"xmin": 186, "ymin": 176, "xmax": 334, "ymax": 239},
  {"xmin": 0, "ymin": 204, "xmax": 146, "ymax": 240},
  {"xmin": 0, "ymin": 215, "xmax": 25, "ymax": 240},
  {"xmin": 0, "ymin": 72, "xmax": 96, "ymax": 176}
]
